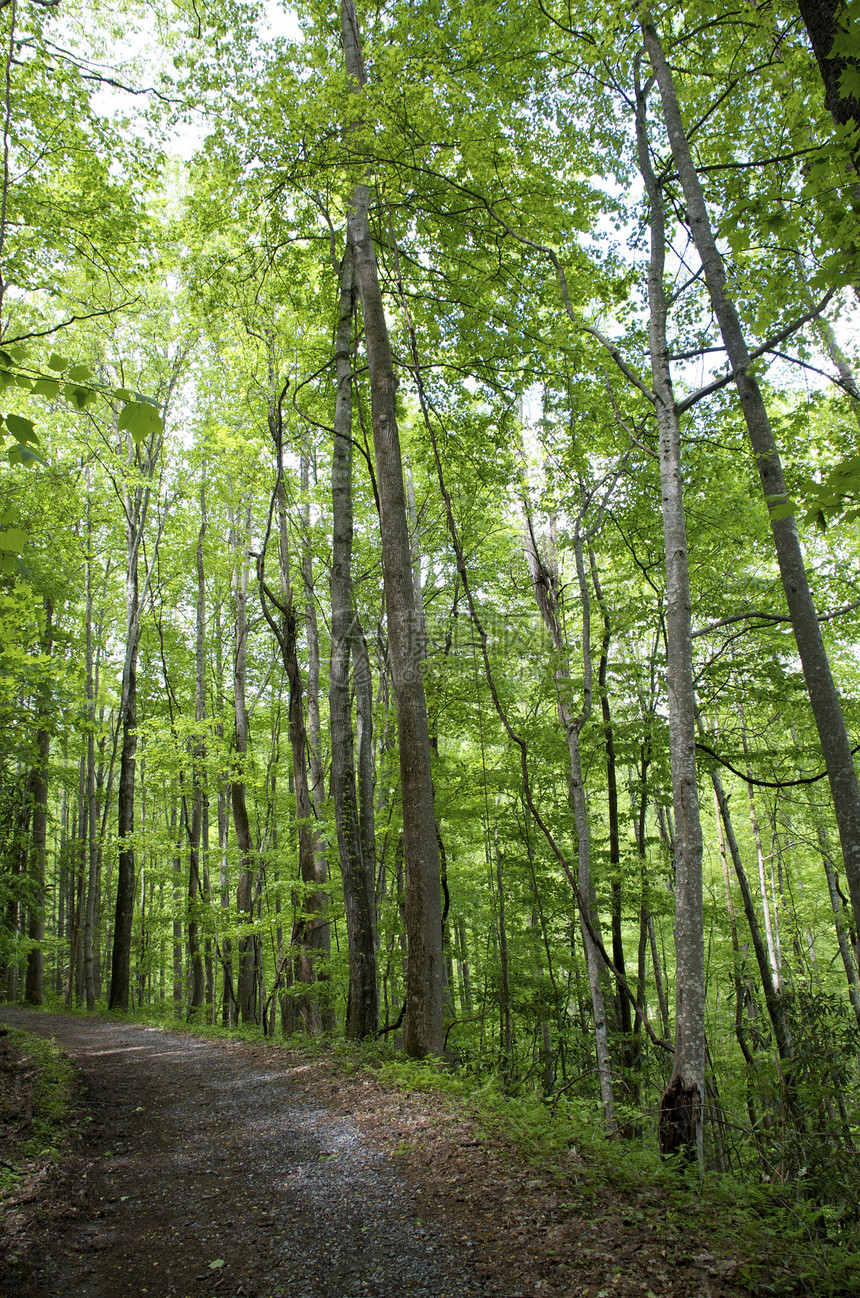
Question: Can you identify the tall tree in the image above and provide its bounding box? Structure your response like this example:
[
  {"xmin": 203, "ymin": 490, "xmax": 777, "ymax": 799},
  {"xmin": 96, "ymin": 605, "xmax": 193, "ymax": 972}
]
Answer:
[
  {"xmin": 329, "ymin": 243, "xmax": 378, "ymax": 1037},
  {"xmin": 643, "ymin": 17, "xmax": 860, "ymax": 953},
  {"xmin": 109, "ymin": 428, "xmax": 162, "ymax": 1011},
  {"xmin": 633, "ymin": 54, "xmax": 705, "ymax": 1160},
  {"xmin": 339, "ymin": 0, "xmax": 445, "ymax": 1056},
  {"xmin": 24, "ymin": 597, "xmax": 52, "ymax": 1005},
  {"xmin": 230, "ymin": 504, "xmax": 257, "ymax": 1024}
]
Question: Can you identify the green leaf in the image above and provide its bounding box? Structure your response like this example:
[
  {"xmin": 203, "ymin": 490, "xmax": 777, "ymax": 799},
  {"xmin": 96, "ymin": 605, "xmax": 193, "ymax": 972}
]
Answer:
[
  {"xmin": 47, "ymin": 354, "xmax": 68, "ymax": 371},
  {"xmin": 6, "ymin": 344, "xmax": 29, "ymax": 361},
  {"xmin": 768, "ymin": 500, "xmax": 796, "ymax": 521},
  {"xmin": 118, "ymin": 400, "xmax": 163, "ymax": 442},
  {"xmin": 31, "ymin": 377, "xmax": 60, "ymax": 399},
  {"xmin": 0, "ymin": 527, "xmax": 28, "ymax": 553},
  {"xmin": 208, "ymin": 1259, "xmax": 225, "ymax": 1270},
  {"xmin": 14, "ymin": 375, "xmax": 33, "ymax": 391},
  {"xmin": 67, "ymin": 364, "xmax": 94, "ymax": 382},
  {"xmin": 64, "ymin": 383, "xmax": 97, "ymax": 410},
  {"xmin": 5, "ymin": 414, "xmax": 37, "ymax": 444},
  {"xmin": 113, "ymin": 387, "xmax": 134, "ymax": 401},
  {"xmin": 840, "ymin": 66, "xmax": 860, "ymax": 100},
  {"xmin": 7, "ymin": 443, "xmax": 46, "ymax": 467}
]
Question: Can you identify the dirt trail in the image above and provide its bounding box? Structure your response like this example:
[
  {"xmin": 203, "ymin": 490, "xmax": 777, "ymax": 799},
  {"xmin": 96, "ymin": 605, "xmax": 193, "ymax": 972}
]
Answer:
[
  {"xmin": 0, "ymin": 1009, "xmax": 770, "ymax": 1298},
  {"xmin": 0, "ymin": 1009, "xmax": 501, "ymax": 1298}
]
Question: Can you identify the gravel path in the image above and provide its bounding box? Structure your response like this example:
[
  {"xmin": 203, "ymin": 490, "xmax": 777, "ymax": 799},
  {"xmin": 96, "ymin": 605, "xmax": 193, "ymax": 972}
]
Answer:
[{"xmin": 0, "ymin": 1009, "xmax": 502, "ymax": 1298}]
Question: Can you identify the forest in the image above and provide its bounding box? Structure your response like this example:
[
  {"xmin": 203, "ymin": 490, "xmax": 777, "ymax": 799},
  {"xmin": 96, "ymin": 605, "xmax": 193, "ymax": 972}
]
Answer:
[{"xmin": 2, "ymin": 0, "xmax": 860, "ymax": 1228}]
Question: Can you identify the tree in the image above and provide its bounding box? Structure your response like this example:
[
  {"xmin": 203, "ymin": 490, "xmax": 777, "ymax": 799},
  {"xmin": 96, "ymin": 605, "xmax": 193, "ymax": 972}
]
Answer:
[
  {"xmin": 643, "ymin": 14, "xmax": 860, "ymax": 960},
  {"xmin": 339, "ymin": 0, "xmax": 445, "ymax": 1057},
  {"xmin": 329, "ymin": 242, "xmax": 378, "ymax": 1037}
]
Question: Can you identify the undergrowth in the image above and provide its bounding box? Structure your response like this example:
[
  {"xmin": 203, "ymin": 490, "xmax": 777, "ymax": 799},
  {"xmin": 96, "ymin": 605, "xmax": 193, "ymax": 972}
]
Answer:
[
  {"xmin": 16, "ymin": 1001, "xmax": 860, "ymax": 1295},
  {"xmin": 0, "ymin": 1026, "xmax": 76, "ymax": 1192}
]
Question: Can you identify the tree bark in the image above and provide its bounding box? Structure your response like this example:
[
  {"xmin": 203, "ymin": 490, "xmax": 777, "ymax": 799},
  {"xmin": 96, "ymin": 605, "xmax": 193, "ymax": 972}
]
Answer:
[
  {"xmin": 644, "ymin": 19, "xmax": 860, "ymax": 950},
  {"xmin": 253, "ymin": 396, "xmax": 330, "ymax": 1034},
  {"xmin": 231, "ymin": 513, "xmax": 257, "ymax": 1024},
  {"xmin": 83, "ymin": 495, "xmax": 100, "ymax": 1012},
  {"xmin": 706, "ymin": 749, "xmax": 794, "ymax": 1065},
  {"xmin": 339, "ymin": 0, "xmax": 445, "ymax": 1056},
  {"xmin": 108, "ymin": 524, "xmax": 140, "ymax": 1012},
  {"xmin": 108, "ymin": 425, "xmax": 161, "ymax": 1012},
  {"xmin": 25, "ymin": 598, "xmax": 52, "ymax": 1005},
  {"xmin": 330, "ymin": 241, "xmax": 379, "ymax": 1038},
  {"xmin": 797, "ymin": 0, "xmax": 860, "ymax": 172},
  {"xmin": 301, "ymin": 453, "xmax": 333, "ymax": 1029},
  {"xmin": 187, "ymin": 473, "xmax": 207, "ymax": 1017},
  {"xmin": 523, "ymin": 511, "xmax": 616, "ymax": 1129},
  {"xmin": 634, "ymin": 61, "xmax": 705, "ymax": 1161},
  {"xmin": 590, "ymin": 548, "xmax": 633, "ymax": 1044}
]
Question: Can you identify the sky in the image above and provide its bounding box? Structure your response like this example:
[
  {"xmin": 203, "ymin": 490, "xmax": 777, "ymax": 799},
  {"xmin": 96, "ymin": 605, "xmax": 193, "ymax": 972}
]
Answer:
[{"xmin": 87, "ymin": 1, "xmax": 302, "ymax": 161}]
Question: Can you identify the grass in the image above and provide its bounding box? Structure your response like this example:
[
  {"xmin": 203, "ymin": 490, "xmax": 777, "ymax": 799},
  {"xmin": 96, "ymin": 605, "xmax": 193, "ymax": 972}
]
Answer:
[
  {"xmin": 18, "ymin": 1000, "xmax": 860, "ymax": 1294},
  {"xmin": 0, "ymin": 1026, "xmax": 76, "ymax": 1191}
]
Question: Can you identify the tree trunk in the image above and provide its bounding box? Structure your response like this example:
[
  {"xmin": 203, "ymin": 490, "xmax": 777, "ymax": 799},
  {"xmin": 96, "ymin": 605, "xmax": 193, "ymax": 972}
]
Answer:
[
  {"xmin": 214, "ymin": 597, "xmax": 235, "ymax": 1026},
  {"xmin": 634, "ymin": 61, "xmax": 704, "ymax": 1160},
  {"xmin": 797, "ymin": 0, "xmax": 860, "ymax": 172},
  {"xmin": 707, "ymin": 752, "xmax": 794, "ymax": 1065},
  {"xmin": 258, "ymin": 416, "xmax": 330, "ymax": 1036},
  {"xmin": 329, "ymin": 241, "xmax": 379, "ymax": 1038},
  {"xmin": 493, "ymin": 821, "xmax": 513, "ymax": 1079},
  {"xmin": 83, "ymin": 510, "xmax": 100, "ymax": 1013},
  {"xmin": 340, "ymin": 0, "xmax": 445, "ymax": 1057},
  {"xmin": 523, "ymin": 511, "xmax": 616, "ymax": 1129},
  {"xmin": 644, "ymin": 18, "xmax": 860, "ymax": 949},
  {"xmin": 232, "ymin": 512, "xmax": 257, "ymax": 1024},
  {"xmin": 108, "ymin": 545, "xmax": 139, "ymax": 1012},
  {"xmin": 187, "ymin": 473, "xmax": 207, "ymax": 1017},
  {"xmin": 590, "ymin": 549, "xmax": 633, "ymax": 1045},
  {"xmin": 108, "ymin": 430, "xmax": 159, "ymax": 1011},
  {"xmin": 301, "ymin": 453, "xmax": 333, "ymax": 1029},
  {"xmin": 25, "ymin": 598, "xmax": 52, "ymax": 1005},
  {"xmin": 172, "ymin": 801, "xmax": 182, "ymax": 1013}
]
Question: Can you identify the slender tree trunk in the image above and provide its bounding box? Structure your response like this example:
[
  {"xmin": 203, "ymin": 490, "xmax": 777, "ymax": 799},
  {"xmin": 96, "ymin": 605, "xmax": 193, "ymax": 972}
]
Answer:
[
  {"xmin": 187, "ymin": 474, "xmax": 207, "ymax": 1017},
  {"xmin": 25, "ymin": 598, "xmax": 52, "ymax": 1005},
  {"xmin": 644, "ymin": 19, "xmax": 860, "ymax": 948},
  {"xmin": 66, "ymin": 759, "xmax": 86, "ymax": 1008},
  {"xmin": 330, "ymin": 242, "xmax": 379, "ymax": 1037},
  {"xmin": 340, "ymin": 0, "xmax": 444, "ymax": 1057},
  {"xmin": 259, "ymin": 421, "xmax": 329, "ymax": 1035},
  {"xmin": 56, "ymin": 787, "xmax": 67, "ymax": 997},
  {"xmin": 83, "ymin": 514, "xmax": 100, "ymax": 1013},
  {"xmin": 231, "ymin": 518, "xmax": 257, "ymax": 1025},
  {"xmin": 202, "ymin": 794, "xmax": 214, "ymax": 1020},
  {"xmin": 707, "ymin": 751, "xmax": 793, "ymax": 1064},
  {"xmin": 456, "ymin": 913, "xmax": 474, "ymax": 1016},
  {"xmin": 109, "ymin": 540, "xmax": 139, "ymax": 1012},
  {"xmin": 172, "ymin": 802, "xmax": 182, "ymax": 1013},
  {"xmin": 494, "ymin": 823, "xmax": 513, "ymax": 1078},
  {"xmin": 301, "ymin": 454, "xmax": 333, "ymax": 1029},
  {"xmin": 590, "ymin": 549, "xmax": 633, "ymax": 1046},
  {"xmin": 634, "ymin": 61, "xmax": 704, "ymax": 1160},
  {"xmin": 214, "ymin": 596, "xmax": 235, "ymax": 1025},
  {"xmin": 523, "ymin": 512, "xmax": 615, "ymax": 1129},
  {"xmin": 108, "ymin": 430, "xmax": 160, "ymax": 1011}
]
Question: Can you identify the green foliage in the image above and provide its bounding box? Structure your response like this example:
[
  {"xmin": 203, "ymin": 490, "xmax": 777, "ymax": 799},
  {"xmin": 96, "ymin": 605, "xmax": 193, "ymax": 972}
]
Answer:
[
  {"xmin": 1, "ymin": 3, "xmax": 860, "ymax": 1281},
  {"xmin": 0, "ymin": 1027, "xmax": 76, "ymax": 1190}
]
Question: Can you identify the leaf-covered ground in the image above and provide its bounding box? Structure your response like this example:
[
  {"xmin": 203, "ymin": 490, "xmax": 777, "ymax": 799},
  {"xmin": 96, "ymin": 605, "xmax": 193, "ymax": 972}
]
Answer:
[{"xmin": 0, "ymin": 1009, "xmax": 809, "ymax": 1297}]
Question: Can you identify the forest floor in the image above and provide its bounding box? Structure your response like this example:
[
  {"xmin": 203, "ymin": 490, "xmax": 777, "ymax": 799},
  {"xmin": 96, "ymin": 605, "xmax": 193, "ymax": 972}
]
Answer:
[{"xmin": 0, "ymin": 1007, "xmax": 805, "ymax": 1298}]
